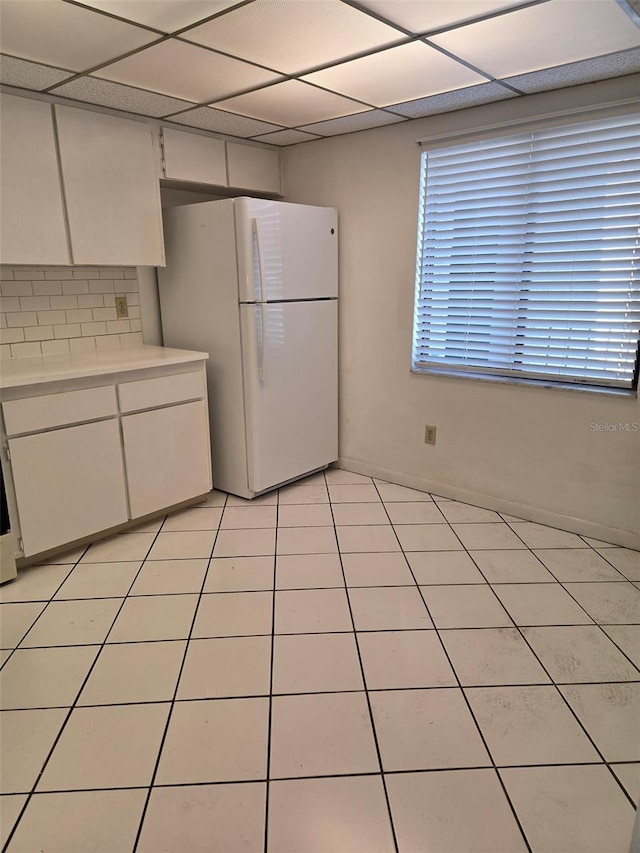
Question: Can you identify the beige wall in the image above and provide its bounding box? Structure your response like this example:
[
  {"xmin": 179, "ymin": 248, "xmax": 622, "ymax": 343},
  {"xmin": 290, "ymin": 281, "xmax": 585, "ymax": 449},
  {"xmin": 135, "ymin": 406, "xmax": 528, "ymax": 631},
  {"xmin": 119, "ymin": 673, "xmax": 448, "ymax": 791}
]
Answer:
[{"xmin": 284, "ymin": 75, "xmax": 640, "ymax": 546}]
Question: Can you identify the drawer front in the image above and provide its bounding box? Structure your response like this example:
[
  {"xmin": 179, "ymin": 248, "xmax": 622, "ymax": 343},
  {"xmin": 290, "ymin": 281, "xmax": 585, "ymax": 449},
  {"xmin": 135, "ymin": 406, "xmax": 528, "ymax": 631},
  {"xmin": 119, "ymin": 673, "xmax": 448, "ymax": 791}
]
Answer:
[
  {"xmin": 118, "ymin": 370, "xmax": 204, "ymax": 413},
  {"xmin": 2, "ymin": 385, "xmax": 117, "ymax": 436}
]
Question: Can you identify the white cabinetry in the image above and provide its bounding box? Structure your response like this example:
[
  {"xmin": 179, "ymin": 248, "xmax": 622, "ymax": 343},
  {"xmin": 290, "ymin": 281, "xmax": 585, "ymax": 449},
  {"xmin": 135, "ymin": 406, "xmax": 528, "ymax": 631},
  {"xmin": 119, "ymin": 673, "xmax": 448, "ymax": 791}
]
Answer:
[
  {"xmin": 162, "ymin": 127, "xmax": 227, "ymax": 186},
  {"xmin": 226, "ymin": 142, "xmax": 282, "ymax": 195}
]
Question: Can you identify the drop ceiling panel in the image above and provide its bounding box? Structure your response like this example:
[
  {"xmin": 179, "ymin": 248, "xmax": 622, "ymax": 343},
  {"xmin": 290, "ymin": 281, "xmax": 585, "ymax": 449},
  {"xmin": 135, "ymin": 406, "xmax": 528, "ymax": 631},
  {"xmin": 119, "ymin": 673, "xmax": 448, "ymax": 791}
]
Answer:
[
  {"xmin": 181, "ymin": 0, "xmax": 406, "ymax": 74},
  {"xmin": 216, "ymin": 80, "xmax": 370, "ymax": 127},
  {"xmin": 0, "ymin": 0, "xmax": 159, "ymax": 72},
  {"xmin": 503, "ymin": 47, "xmax": 640, "ymax": 93},
  {"xmin": 430, "ymin": 0, "xmax": 640, "ymax": 79},
  {"xmin": 354, "ymin": 0, "xmax": 532, "ymax": 34},
  {"xmin": 166, "ymin": 106, "xmax": 283, "ymax": 138},
  {"xmin": 51, "ymin": 77, "xmax": 196, "ymax": 117},
  {"xmin": 386, "ymin": 81, "xmax": 518, "ymax": 118},
  {"xmin": 303, "ymin": 41, "xmax": 487, "ymax": 107},
  {"xmin": 299, "ymin": 109, "xmax": 406, "ymax": 136},
  {"xmin": 75, "ymin": 1, "xmax": 244, "ymax": 33},
  {"xmin": 0, "ymin": 56, "xmax": 75, "ymax": 91},
  {"xmin": 252, "ymin": 129, "xmax": 321, "ymax": 146},
  {"xmin": 94, "ymin": 40, "xmax": 283, "ymax": 103}
]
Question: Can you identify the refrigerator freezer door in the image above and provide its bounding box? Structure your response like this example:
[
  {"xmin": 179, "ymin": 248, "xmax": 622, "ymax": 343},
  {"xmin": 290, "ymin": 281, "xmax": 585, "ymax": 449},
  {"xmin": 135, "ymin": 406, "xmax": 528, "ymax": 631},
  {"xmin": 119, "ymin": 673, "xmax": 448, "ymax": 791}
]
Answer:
[
  {"xmin": 236, "ymin": 198, "xmax": 338, "ymax": 302},
  {"xmin": 240, "ymin": 299, "xmax": 338, "ymax": 494}
]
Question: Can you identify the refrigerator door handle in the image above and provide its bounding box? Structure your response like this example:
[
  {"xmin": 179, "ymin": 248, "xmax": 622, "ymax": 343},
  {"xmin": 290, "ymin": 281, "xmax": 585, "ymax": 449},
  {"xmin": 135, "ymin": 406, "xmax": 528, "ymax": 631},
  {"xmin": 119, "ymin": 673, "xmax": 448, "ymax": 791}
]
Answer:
[
  {"xmin": 252, "ymin": 218, "xmax": 266, "ymax": 303},
  {"xmin": 256, "ymin": 303, "xmax": 265, "ymax": 383}
]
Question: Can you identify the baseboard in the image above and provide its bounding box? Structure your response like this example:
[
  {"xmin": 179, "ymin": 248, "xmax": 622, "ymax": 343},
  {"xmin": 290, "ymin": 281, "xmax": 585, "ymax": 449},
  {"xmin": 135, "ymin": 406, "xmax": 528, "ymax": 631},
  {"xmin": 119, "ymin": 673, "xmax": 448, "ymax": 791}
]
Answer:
[{"xmin": 338, "ymin": 457, "xmax": 640, "ymax": 550}]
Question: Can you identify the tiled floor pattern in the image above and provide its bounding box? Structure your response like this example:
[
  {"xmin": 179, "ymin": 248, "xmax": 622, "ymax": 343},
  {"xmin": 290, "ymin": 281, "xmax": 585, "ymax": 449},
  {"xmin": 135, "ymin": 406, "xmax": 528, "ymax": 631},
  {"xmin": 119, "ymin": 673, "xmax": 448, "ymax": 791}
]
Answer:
[{"xmin": 1, "ymin": 469, "xmax": 639, "ymax": 852}]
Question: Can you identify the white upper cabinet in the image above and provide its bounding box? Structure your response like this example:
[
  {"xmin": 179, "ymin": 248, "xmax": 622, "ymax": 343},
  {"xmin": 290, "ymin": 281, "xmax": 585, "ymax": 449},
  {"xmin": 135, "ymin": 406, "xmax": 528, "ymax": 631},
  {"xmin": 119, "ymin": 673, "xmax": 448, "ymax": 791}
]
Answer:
[
  {"xmin": 55, "ymin": 105, "xmax": 165, "ymax": 266},
  {"xmin": 162, "ymin": 127, "xmax": 227, "ymax": 186},
  {"xmin": 0, "ymin": 94, "xmax": 70, "ymax": 265},
  {"xmin": 226, "ymin": 142, "xmax": 282, "ymax": 195}
]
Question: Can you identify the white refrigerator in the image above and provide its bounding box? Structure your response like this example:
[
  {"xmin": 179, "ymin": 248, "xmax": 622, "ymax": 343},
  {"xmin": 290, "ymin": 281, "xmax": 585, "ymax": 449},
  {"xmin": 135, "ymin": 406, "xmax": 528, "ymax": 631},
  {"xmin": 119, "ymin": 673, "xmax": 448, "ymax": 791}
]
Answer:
[{"xmin": 157, "ymin": 197, "xmax": 338, "ymax": 499}]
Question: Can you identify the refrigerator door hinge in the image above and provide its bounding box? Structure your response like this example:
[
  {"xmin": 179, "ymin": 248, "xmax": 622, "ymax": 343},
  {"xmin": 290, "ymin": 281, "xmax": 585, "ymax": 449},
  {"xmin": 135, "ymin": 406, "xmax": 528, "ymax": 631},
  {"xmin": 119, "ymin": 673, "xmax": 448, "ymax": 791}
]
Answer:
[
  {"xmin": 159, "ymin": 129, "xmax": 167, "ymax": 176},
  {"xmin": 17, "ymin": 537, "xmax": 24, "ymax": 553},
  {"xmin": 4, "ymin": 446, "xmax": 10, "ymax": 461}
]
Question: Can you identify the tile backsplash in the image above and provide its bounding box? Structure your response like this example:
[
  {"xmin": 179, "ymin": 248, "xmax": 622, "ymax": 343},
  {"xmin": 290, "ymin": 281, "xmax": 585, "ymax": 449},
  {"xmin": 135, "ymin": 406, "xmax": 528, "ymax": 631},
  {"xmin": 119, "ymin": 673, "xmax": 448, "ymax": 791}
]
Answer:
[{"xmin": 0, "ymin": 266, "xmax": 143, "ymax": 359}]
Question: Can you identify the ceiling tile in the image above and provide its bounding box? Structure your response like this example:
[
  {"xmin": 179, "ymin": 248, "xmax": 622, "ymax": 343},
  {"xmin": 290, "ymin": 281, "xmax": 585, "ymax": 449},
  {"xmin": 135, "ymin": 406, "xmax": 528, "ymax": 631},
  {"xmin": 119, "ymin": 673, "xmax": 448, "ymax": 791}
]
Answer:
[
  {"xmin": 251, "ymin": 129, "xmax": 322, "ymax": 146},
  {"xmin": 354, "ymin": 0, "xmax": 532, "ymax": 34},
  {"xmin": 94, "ymin": 39, "xmax": 283, "ymax": 103},
  {"xmin": 430, "ymin": 0, "xmax": 640, "ymax": 79},
  {"xmin": 503, "ymin": 46, "xmax": 640, "ymax": 93},
  {"xmin": 181, "ymin": 0, "xmax": 406, "ymax": 74},
  {"xmin": 0, "ymin": 0, "xmax": 159, "ymax": 72},
  {"xmin": 165, "ymin": 106, "xmax": 283, "ymax": 138},
  {"xmin": 0, "ymin": 55, "xmax": 75, "ymax": 91},
  {"xmin": 303, "ymin": 41, "xmax": 487, "ymax": 107},
  {"xmin": 299, "ymin": 109, "xmax": 407, "ymax": 137},
  {"xmin": 50, "ymin": 76, "xmax": 196, "ymax": 117},
  {"xmin": 215, "ymin": 80, "xmax": 370, "ymax": 127},
  {"xmin": 75, "ymin": 1, "xmax": 243, "ymax": 33},
  {"xmin": 386, "ymin": 81, "xmax": 518, "ymax": 118}
]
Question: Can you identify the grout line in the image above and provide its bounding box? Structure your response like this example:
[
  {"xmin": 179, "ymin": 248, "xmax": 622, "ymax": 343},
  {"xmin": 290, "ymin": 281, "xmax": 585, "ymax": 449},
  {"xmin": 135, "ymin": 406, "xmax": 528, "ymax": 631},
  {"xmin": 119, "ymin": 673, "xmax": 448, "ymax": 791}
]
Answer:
[{"xmin": 262, "ymin": 491, "xmax": 278, "ymax": 853}]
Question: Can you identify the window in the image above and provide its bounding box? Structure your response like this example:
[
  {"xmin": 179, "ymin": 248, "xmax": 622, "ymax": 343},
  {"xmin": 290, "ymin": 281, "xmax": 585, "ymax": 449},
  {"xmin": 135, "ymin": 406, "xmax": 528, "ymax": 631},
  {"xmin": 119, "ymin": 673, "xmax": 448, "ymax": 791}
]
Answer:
[{"xmin": 412, "ymin": 112, "xmax": 640, "ymax": 392}]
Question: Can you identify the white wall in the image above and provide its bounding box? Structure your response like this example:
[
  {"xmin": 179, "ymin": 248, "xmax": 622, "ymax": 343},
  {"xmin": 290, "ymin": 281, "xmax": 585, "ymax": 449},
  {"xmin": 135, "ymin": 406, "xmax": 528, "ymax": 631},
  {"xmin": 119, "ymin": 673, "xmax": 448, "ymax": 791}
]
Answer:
[{"xmin": 284, "ymin": 75, "xmax": 640, "ymax": 547}]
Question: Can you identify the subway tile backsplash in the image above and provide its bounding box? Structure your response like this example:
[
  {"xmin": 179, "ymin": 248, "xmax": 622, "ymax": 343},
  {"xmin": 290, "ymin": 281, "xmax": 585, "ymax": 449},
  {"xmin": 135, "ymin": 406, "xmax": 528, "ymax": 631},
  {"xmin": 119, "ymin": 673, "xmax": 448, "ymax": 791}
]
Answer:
[{"xmin": 0, "ymin": 266, "xmax": 142, "ymax": 359}]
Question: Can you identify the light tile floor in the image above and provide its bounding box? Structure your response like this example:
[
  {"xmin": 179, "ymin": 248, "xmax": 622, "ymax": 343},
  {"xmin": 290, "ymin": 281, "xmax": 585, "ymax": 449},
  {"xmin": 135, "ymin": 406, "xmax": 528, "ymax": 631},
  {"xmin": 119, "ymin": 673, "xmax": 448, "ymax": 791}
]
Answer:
[{"xmin": 1, "ymin": 469, "xmax": 639, "ymax": 852}]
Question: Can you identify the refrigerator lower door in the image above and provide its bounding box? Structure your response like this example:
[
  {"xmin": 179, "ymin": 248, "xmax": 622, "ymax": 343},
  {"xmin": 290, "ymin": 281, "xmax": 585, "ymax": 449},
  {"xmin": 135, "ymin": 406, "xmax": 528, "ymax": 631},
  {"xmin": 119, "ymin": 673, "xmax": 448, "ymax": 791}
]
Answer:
[{"xmin": 239, "ymin": 299, "xmax": 338, "ymax": 494}]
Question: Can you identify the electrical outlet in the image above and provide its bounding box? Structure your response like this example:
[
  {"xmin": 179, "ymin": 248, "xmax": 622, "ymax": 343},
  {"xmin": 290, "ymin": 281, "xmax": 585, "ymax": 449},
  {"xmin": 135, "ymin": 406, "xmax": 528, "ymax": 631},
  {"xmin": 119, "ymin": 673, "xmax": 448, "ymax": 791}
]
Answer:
[
  {"xmin": 115, "ymin": 296, "xmax": 128, "ymax": 319},
  {"xmin": 424, "ymin": 424, "xmax": 437, "ymax": 445}
]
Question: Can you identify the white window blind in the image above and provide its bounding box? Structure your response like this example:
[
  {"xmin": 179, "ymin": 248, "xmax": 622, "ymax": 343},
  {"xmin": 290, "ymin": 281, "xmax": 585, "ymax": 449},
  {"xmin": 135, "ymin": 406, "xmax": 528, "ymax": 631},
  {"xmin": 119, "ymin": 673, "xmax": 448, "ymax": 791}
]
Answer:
[{"xmin": 412, "ymin": 112, "xmax": 640, "ymax": 391}]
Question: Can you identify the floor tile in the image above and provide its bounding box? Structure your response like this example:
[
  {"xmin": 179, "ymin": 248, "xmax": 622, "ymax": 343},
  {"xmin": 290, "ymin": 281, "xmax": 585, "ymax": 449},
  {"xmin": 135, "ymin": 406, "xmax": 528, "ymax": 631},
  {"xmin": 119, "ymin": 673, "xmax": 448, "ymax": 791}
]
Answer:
[
  {"xmin": 226, "ymin": 491, "xmax": 278, "ymax": 506},
  {"xmin": 500, "ymin": 765, "xmax": 636, "ymax": 853},
  {"xmin": 358, "ymin": 630, "xmax": 456, "ymax": 689},
  {"xmin": 438, "ymin": 502, "xmax": 502, "ymax": 523},
  {"xmin": 0, "ymin": 564, "xmax": 71, "ymax": 603},
  {"xmin": 276, "ymin": 526, "xmax": 337, "ymax": 555},
  {"xmin": 508, "ymin": 522, "xmax": 588, "ymax": 549},
  {"xmin": 582, "ymin": 536, "xmax": 619, "ymax": 548},
  {"xmin": 37, "ymin": 703, "xmax": 169, "ymax": 791},
  {"xmin": 407, "ymin": 551, "xmax": 486, "ymax": 584},
  {"xmin": 129, "ymin": 516, "xmax": 164, "ymax": 534},
  {"xmin": 192, "ymin": 592, "xmax": 273, "ymax": 637},
  {"xmin": 559, "ymin": 683, "xmax": 640, "ymax": 761},
  {"xmin": 563, "ymin": 582, "xmax": 640, "ymax": 624},
  {"xmin": 275, "ymin": 553, "xmax": 343, "ymax": 589},
  {"xmin": 162, "ymin": 506, "xmax": 223, "ymax": 531},
  {"xmin": 35, "ymin": 546, "xmax": 87, "ymax": 565},
  {"xmin": 394, "ymin": 523, "xmax": 463, "ymax": 551},
  {"xmin": 324, "ymin": 468, "xmax": 373, "ymax": 485},
  {"xmin": 421, "ymin": 584, "xmax": 512, "ymax": 628},
  {"xmin": 370, "ymin": 688, "xmax": 490, "ymax": 771},
  {"xmin": 205, "ymin": 556, "xmax": 274, "ymax": 592},
  {"xmin": 469, "ymin": 550, "xmax": 556, "ymax": 583},
  {"xmin": 177, "ymin": 636, "xmax": 271, "ymax": 699},
  {"xmin": 492, "ymin": 582, "xmax": 593, "ymax": 626},
  {"xmin": 0, "ymin": 708, "xmax": 68, "ymax": 793},
  {"xmin": 107, "ymin": 594, "xmax": 198, "ymax": 642},
  {"xmin": 377, "ymin": 483, "xmax": 432, "ymax": 502},
  {"xmin": 149, "ymin": 531, "xmax": 217, "ymax": 560},
  {"xmin": 201, "ymin": 489, "xmax": 227, "ymax": 506},
  {"xmin": 328, "ymin": 484, "xmax": 381, "ymax": 503},
  {"xmin": 268, "ymin": 775, "xmax": 395, "ymax": 853},
  {"xmin": 521, "ymin": 626, "xmax": 640, "ymax": 682},
  {"xmin": 275, "ymin": 588, "xmax": 352, "ymax": 633},
  {"xmin": 21, "ymin": 599, "xmax": 121, "ymax": 647},
  {"xmin": 81, "ymin": 532, "xmax": 155, "ymax": 563},
  {"xmin": 331, "ymin": 502, "xmax": 390, "ymax": 526},
  {"xmin": 601, "ymin": 625, "xmax": 640, "ymax": 668},
  {"xmin": 336, "ymin": 525, "xmax": 400, "ymax": 553},
  {"xmin": 466, "ymin": 685, "xmax": 600, "ymax": 765},
  {"xmin": 439, "ymin": 628, "xmax": 552, "ymax": 686},
  {"xmin": 0, "ymin": 794, "xmax": 27, "ymax": 848},
  {"xmin": 533, "ymin": 548, "xmax": 626, "ymax": 581},
  {"xmin": 451, "ymin": 523, "xmax": 527, "ymax": 550},
  {"xmin": 137, "ymin": 782, "xmax": 266, "ymax": 853},
  {"xmin": 272, "ymin": 632, "xmax": 363, "ymax": 694},
  {"xmin": 385, "ymin": 502, "xmax": 446, "ymax": 524},
  {"xmin": 78, "ymin": 640, "xmax": 186, "ymax": 705},
  {"xmin": 7, "ymin": 789, "xmax": 146, "ymax": 853},
  {"xmin": 348, "ymin": 586, "xmax": 432, "ymax": 631},
  {"xmin": 269, "ymin": 692, "xmax": 379, "ymax": 778},
  {"xmin": 156, "ymin": 698, "xmax": 269, "ymax": 784},
  {"xmin": 54, "ymin": 561, "xmax": 140, "ymax": 599},
  {"xmin": 129, "ymin": 559, "xmax": 207, "ymax": 595},
  {"xmin": 595, "ymin": 547, "xmax": 640, "ymax": 580},
  {"xmin": 220, "ymin": 505, "xmax": 276, "ymax": 529},
  {"xmin": 1, "ymin": 646, "xmax": 99, "ymax": 709},
  {"xmin": 611, "ymin": 763, "xmax": 640, "ymax": 802},
  {"xmin": 277, "ymin": 503, "xmax": 333, "ymax": 527},
  {"xmin": 0, "ymin": 603, "xmax": 46, "ymax": 648},
  {"xmin": 278, "ymin": 484, "xmax": 328, "ymax": 505},
  {"xmin": 386, "ymin": 769, "xmax": 528, "ymax": 853},
  {"xmin": 342, "ymin": 552, "xmax": 415, "ymax": 587}
]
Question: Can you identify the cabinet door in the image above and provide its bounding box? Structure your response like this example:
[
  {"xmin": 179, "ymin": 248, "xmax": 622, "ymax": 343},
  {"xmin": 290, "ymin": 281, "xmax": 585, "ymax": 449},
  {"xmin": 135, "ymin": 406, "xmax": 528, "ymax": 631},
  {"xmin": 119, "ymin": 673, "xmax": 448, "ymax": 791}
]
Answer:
[
  {"xmin": 226, "ymin": 142, "xmax": 282, "ymax": 195},
  {"xmin": 0, "ymin": 94, "xmax": 70, "ymax": 265},
  {"xmin": 162, "ymin": 128, "xmax": 227, "ymax": 186},
  {"xmin": 9, "ymin": 419, "xmax": 128, "ymax": 557},
  {"xmin": 55, "ymin": 105, "xmax": 165, "ymax": 266},
  {"xmin": 122, "ymin": 400, "xmax": 212, "ymax": 519}
]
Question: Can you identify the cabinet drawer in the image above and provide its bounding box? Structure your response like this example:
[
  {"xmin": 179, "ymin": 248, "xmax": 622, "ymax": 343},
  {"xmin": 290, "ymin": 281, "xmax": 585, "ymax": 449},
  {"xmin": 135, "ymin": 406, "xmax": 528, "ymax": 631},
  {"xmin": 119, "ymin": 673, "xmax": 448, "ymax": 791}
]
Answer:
[
  {"xmin": 118, "ymin": 370, "xmax": 204, "ymax": 413},
  {"xmin": 2, "ymin": 385, "xmax": 117, "ymax": 436}
]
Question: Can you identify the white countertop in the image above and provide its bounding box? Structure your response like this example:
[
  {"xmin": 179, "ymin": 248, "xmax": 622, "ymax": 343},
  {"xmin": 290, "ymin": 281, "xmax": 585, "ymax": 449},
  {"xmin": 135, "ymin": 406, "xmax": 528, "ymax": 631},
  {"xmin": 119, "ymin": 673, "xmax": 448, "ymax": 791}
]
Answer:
[{"xmin": 0, "ymin": 345, "xmax": 209, "ymax": 390}]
